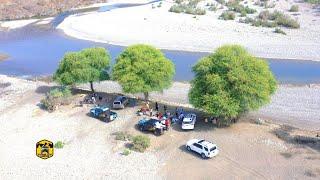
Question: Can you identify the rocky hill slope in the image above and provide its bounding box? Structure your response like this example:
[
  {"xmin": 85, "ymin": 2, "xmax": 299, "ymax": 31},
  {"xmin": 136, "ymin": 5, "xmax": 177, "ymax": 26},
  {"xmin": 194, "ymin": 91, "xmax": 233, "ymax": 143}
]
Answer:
[{"xmin": 0, "ymin": 0, "xmax": 108, "ymax": 20}]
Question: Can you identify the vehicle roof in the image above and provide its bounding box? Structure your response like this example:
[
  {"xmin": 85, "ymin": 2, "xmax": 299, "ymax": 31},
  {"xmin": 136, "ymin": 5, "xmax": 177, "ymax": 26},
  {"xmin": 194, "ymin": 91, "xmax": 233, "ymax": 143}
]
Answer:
[
  {"xmin": 183, "ymin": 113, "xmax": 196, "ymax": 122},
  {"xmin": 198, "ymin": 139, "xmax": 216, "ymax": 148}
]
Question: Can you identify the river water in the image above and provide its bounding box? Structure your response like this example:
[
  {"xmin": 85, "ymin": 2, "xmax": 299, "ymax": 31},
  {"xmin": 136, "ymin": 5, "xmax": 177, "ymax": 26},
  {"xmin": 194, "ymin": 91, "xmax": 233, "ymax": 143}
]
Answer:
[{"xmin": 0, "ymin": 2, "xmax": 320, "ymax": 84}]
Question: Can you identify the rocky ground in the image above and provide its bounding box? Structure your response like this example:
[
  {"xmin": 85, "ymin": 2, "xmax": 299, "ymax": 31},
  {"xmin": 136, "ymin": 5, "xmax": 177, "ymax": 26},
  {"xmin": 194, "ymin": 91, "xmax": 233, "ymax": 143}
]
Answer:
[{"xmin": 0, "ymin": 0, "xmax": 108, "ymax": 20}]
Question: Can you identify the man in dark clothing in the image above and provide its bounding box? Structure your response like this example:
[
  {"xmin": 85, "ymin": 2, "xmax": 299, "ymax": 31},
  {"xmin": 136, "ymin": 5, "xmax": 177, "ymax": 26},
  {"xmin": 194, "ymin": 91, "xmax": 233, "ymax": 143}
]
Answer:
[
  {"xmin": 155, "ymin": 102, "xmax": 159, "ymax": 112},
  {"xmin": 164, "ymin": 105, "xmax": 167, "ymax": 113}
]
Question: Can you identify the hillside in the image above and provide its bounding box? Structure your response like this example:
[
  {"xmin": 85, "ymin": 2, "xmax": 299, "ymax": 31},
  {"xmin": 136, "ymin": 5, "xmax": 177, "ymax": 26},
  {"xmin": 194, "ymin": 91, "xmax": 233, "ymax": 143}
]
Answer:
[{"xmin": 0, "ymin": 0, "xmax": 108, "ymax": 20}]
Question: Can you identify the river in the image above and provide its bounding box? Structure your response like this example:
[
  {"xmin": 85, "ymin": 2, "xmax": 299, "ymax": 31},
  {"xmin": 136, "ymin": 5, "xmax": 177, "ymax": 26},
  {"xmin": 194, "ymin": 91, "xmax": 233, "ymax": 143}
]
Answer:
[{"xmin": 0, "ymin": 2, "xmax": 320, "ymax": 84}]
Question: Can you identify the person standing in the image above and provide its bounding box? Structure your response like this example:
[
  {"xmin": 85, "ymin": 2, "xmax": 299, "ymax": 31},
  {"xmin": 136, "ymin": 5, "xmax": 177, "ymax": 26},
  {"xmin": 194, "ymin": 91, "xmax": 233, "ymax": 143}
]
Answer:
[
  {"xmin": 155, "ymin": 102, "xmax": 159, "ymax": 112},
  {"xmin": 163, "ymin": 105, "xmax": 167, "ymax": 113}
]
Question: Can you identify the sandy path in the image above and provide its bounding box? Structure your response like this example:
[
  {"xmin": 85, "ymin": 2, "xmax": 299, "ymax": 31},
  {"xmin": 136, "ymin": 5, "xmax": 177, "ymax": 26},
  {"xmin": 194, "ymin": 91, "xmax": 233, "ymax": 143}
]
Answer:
[{"xmin": 58, "ymin": 0, "xmax": 320, "ymax": 61}]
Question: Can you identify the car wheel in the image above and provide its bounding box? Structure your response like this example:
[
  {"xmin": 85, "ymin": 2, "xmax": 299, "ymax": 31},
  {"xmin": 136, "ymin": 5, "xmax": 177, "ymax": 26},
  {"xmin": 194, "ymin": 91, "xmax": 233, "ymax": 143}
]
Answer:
[
  {"xmin": 201, "ymin": 153, "xmax": 206, "ymax": 159},
  {"xmin": 139, "ymin": 126, "xmax": 144, "ymax": 131},
  {"xmin": 187, "ymin": 146, "xmax": 191, "ymax": 151}
]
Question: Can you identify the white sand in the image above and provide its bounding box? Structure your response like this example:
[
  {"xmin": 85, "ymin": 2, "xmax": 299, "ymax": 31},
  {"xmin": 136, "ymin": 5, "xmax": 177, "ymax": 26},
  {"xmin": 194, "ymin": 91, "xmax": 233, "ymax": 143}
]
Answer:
[
  {"xmin": 58, "ymin": 0, "xmax": 320, "ymax": 61},
  {"xmin": 0, "ymin": 19, "xmax": 39, "ymax": 29}
]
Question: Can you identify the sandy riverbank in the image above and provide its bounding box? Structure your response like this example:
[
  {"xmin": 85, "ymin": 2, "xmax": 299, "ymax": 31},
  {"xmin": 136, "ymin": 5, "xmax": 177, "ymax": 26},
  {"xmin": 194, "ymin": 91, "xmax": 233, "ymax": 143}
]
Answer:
[
  {"xmin": 0, "ymin": 75, "xmax": 319, "ymax": 179},
  {"xmin": 57, "ymin": 0, "xmax": 320, "ymax": 61}
]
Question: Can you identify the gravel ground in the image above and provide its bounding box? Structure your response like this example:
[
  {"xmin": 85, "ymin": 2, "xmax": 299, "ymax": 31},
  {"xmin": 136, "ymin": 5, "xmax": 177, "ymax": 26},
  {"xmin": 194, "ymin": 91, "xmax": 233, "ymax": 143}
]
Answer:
[
  {"xmin": 78, "ymin": 81, "xmax": 320, "ymax": 130},
  {"xmin": 0, "ymin": 76, "xmax": 161, "ymax": 179}
]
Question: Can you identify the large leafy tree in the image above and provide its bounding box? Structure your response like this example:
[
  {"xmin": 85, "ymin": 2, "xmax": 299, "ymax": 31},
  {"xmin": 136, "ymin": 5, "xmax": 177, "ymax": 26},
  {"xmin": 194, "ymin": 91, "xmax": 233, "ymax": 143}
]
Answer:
[
  {"xmin": 189, "ymin": 45, "xmax": 277, "ymax": 124},
  {"xmin": 112, "ymin": 44, "xmax": 175, "ymax": 100},
  {"xmin": 54, "ymin": 47, "xmax": 110, "ymax": 92}
]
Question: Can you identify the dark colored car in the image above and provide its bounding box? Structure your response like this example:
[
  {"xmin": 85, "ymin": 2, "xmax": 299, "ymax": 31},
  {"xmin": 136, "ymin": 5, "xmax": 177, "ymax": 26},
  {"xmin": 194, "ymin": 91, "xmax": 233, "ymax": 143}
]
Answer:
[{"xmin": 137, "ymin": 118, "xmax": 165, "ymax": 135}]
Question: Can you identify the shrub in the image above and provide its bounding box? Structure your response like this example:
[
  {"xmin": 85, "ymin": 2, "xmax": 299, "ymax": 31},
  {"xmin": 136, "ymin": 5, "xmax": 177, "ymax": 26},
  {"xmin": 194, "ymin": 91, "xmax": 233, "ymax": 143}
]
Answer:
[
  {"xmin": 255, "ymin": 19, "xmax": 277, "ymax": 27},
  {"xmin": 169, "ymin": 0, "xmax": 206, "ymax": 15},
  {"xmin": 258, "ymin": 10, "xmax": 270, "ymax": 20},
  {"xmin": 122, "ymin": 148, "xmax": 131, "ymax": 156},
  {"xmin": 114, "ymin": 131, "xmax": 133, "ymax": 141},
  {"xmin": 304, "ymin": 0, "xmax": 320, "ymax": 4},
  {"xmin": 257, "ymin": 10, "xmax": 300, "ymax": 29},
  {"xmin": 131, "ymin": 135, "xmax": 150, "ymax": 152},
  {"xmin": 274, "ymin": 28, "xmax": 286, "ymax": 35},
  {"xmin": 208, "ymin": 4, "xmax": 217, "ymax": 11},
  {"xmin": 169, "ymin": 5, "xmax": 184, "ymax": 13},
  {"xmin": 220, "ymin": 11, "xmax": 235, "ymax": 20},
  {"xmin": 175, "ymin": 0, "xmax": 184, "ymax": 4},
  {"xmin": 289, "ymin": 5, "xmax": 299, "ymax": 12},
  {"xmin": 54, "ymin": 141, "xmax": 65, "ymax": 149},
  {"xmin": 275, "ymin": 14, "xmax": 300, "ymax": 28},
  {"xmin": 227, "ymin": 1, "xmax": 257, "ymax": 14},
  {"xmin": 41, "ymin": 87, "xmax": 72, "ymax": 112}
]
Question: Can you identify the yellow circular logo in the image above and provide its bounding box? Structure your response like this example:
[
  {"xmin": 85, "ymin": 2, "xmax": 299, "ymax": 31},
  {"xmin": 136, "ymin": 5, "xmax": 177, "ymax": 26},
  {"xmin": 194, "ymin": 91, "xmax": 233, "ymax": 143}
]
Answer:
[{"xmin": 36, "ymin": 139, "xmax": 54, "ymax": 159}]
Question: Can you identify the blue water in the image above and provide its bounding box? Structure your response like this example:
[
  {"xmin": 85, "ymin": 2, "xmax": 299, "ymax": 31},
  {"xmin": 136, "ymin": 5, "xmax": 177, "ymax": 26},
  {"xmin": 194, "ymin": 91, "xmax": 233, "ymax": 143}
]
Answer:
[{"xmin": 0, "ymin": 2, "xmax": 319, "ymax": 84}]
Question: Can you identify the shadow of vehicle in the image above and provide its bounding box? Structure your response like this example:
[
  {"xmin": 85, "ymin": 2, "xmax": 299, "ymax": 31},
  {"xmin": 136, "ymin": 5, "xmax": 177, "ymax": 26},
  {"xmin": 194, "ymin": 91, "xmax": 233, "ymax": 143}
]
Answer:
[{"xmin": 178, "ymin": 145, "xmax": 208, "ymax": 160}]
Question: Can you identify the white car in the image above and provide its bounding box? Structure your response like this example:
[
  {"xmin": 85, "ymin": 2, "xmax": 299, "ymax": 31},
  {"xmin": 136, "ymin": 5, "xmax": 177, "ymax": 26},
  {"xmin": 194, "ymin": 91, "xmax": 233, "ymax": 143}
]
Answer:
[
  {"xmin": 186, "ymin": 139, "xmax": 219, "ymax": 159},
  {"xmin": 181, "ymin": 113, "xmax": 196, "ymax": 130}
]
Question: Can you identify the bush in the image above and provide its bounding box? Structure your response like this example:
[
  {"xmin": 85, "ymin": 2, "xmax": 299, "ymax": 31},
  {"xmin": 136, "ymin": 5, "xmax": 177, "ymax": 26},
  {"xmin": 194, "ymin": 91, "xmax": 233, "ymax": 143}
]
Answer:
[
  {"xmin": 54, "ymin": 141, "xmax": 65, "ymax": 149},
  {"xmin": 114, "ymin": 131, "xmax": 133, "ymax": 141},
  {"xmin": 169, "ymin": 0, "xmax": 206, "ymax": 15},
  {"xmin": 208, "ymin": 4, "xmax": 217, "ymax": 11},
  {"xmin": 289, "ymin": 5, "xmax": 299, "ymax": 12},
  {"xmin": 122, "ymin": 148, "xmax": 131, "ymax": 156},
  {"xmin": 304, "ymin": 0, "xmax": 320, "ymax": 4},
  {"xmin": 274, "ymin": 28, "xmax": 286, "ymax": 35},
  {"xmin": 227, "ymin": 0, "xmax": 257, "ymax": 14},
  {"xmin": 131, "ymin": 135, "xmax": 150, "ymax": 152},
  {"xmin": 256, "ymin": 10, "xmax": 300, "ymax": 29},
  {"xmin": 275, "ymin": 14, "xmax": 300, "ymax": 28},
  {"xmin": 169, "ymin": 5, "xmax": 184, "ymax": 13},
  {"xmin": 220, "ymin": 11, "xmax": 235, "ymax": 20},
  {"xmin": 40, "ymin": 87, "xmax": 72, "ymax": 112}
]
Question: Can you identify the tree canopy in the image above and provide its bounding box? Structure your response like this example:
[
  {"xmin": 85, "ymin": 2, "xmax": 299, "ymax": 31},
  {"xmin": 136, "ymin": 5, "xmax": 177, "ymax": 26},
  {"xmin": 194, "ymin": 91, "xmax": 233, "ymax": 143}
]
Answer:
[
  {"xmin": 112, "ymin": 44, "xmax": 175, "ymax": 100},
  {"xmin": 53, "ymin": 47, "xmax": 111, "ymax": 92},
  {"xmin": 189, "ymin": 45, "xmax": 277, "ymax": 124}
]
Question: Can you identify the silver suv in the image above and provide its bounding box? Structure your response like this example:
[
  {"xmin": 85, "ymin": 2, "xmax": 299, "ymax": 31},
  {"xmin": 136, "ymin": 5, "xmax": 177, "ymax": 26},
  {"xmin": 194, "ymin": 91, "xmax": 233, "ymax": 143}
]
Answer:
[{"xmin": 112, "ymin": 96, "xmax": 128, "ymax": 109}]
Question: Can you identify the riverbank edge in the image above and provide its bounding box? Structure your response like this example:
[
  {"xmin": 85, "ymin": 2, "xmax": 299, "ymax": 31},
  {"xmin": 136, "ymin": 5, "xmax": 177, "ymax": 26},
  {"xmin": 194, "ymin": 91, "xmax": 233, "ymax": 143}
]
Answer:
[{"xmin": 57, "ymin": 27, "xmax": 320, "ymax": 62}]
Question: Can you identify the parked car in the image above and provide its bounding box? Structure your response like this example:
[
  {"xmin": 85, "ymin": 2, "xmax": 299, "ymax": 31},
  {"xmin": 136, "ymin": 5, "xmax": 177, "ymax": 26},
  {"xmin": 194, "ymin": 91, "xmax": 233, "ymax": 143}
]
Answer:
[
  {"xmin": 90, "ymin": 106, "xmax": 118, "ymax": 122},
  {"xmin": 137, "ymin": 118, "xmax": 165, "ymax": 136},
  {"xmin": 186, "ymin": 139, "xmax": 219, "ymax": 159},
  {"xmin": 181, "ymin": 113, "xmax": 197, "ymax": 130},
  {"xmin": 112, "ymin": 96, "xmax": 128, "ymax": 109}
]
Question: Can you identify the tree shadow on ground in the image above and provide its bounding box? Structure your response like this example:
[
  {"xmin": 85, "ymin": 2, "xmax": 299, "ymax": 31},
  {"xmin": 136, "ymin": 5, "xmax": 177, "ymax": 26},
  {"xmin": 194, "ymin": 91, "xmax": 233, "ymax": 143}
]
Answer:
[{"xmin": 272, "ymin": 125, "xmax": 320, "ymax": 152}]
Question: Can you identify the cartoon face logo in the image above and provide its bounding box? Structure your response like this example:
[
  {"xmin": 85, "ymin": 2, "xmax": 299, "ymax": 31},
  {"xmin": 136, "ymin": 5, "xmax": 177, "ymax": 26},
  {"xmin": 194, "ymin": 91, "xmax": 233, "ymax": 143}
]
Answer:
[{"xmin": 36, "ymin": 139, "xmax": 54, "ymax": 159}]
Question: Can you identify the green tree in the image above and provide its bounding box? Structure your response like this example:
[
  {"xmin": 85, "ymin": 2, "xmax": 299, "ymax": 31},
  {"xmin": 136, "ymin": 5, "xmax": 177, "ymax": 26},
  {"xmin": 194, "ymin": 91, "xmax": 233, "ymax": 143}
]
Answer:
[
  {"xmin": 53, "ymin": 47, "xmax": 111, "ymax": 92},
  {"xmin": 112, "ymin": 44, "xmax": 175, "ymax": 100},
  {"xmin": 189, "ymin": 45, "xmax": 277, "ymax": 125}
]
